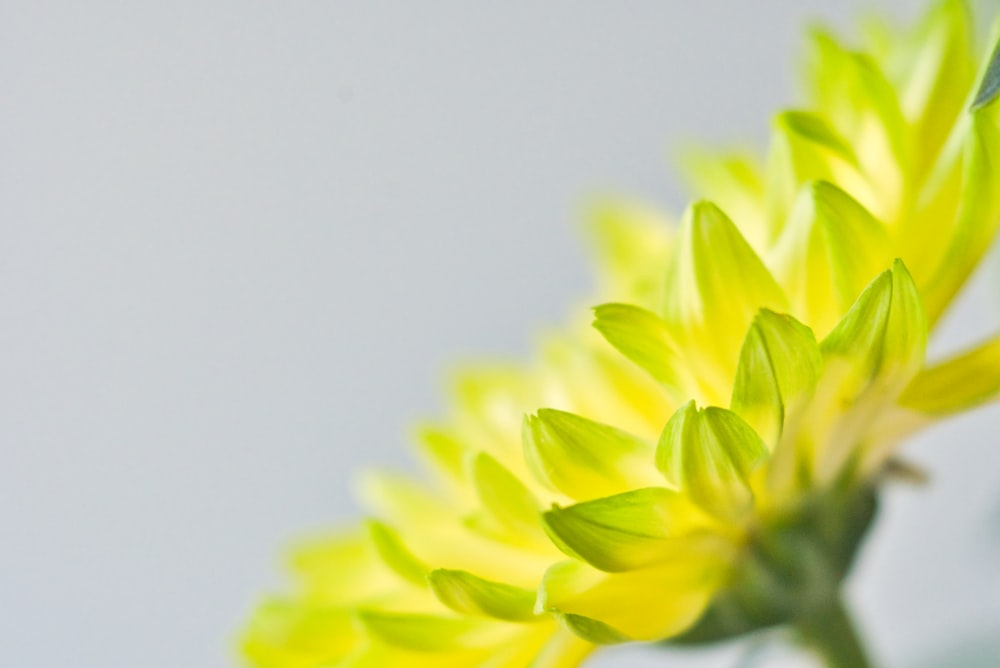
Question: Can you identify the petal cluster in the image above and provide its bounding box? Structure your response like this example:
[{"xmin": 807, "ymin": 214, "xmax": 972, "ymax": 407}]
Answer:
[{"xmin": 243, "ymin": 3, "xmax": 1000, "ymax": 666}]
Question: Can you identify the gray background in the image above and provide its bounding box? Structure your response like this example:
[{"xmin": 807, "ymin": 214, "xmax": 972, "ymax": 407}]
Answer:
[{"xmin": 2, "ymin": 1, "xmax": 999, "ymax": 666}]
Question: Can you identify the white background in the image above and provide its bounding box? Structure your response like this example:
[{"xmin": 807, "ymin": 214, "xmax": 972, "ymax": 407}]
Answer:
[{"xmin": 2, "ymin": 1, "xmax": 998, "ymax": 666}]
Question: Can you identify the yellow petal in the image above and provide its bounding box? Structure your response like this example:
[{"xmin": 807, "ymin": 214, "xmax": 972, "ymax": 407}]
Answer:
[
  {"xmin": 657, "ymin": 402, "xmax": 768, "ymax": 521},
  {"xmin": 523, "ymin": 408, "xmax": 660, "ymax": 501},
  {"xmin": 538, "ymin": 553, "xmax": 727, "ymax": 642}
]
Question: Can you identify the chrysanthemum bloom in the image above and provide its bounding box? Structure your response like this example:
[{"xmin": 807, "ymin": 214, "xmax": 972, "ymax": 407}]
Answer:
[{"xmin": 242, "ymin": 2, "xmax": 1000, "ymax": 666}]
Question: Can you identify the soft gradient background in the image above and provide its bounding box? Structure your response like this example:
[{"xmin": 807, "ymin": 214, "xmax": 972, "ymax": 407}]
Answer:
[{"xmin": 2, "ymin": 1, "xmax": 999, "ymax": 666}]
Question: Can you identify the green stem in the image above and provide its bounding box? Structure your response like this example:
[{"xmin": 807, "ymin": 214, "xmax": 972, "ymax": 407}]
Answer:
[{"xmin": 797, "ymin": 595, "xmax": 875, "ymax": 668}]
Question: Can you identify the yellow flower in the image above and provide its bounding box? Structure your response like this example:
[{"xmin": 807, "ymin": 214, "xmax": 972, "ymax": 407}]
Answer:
[{"xmin": 242, "ymin": 2, "xmax": 1000, "ymax": 666}]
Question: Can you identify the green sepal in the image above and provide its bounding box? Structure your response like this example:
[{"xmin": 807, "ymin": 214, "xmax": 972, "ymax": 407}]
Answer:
[
  {"xmin": 523, "ymin": 408, "xmax": 658, "ymax": 500},
  {"xmin": 541, "ymin": 487, "xmax": 679, "ymax": 572},
  {"xmin": 657, "ymin": 402, "xmax": 768, "ymax": 520},
  {"xmin": 428, "ymin": 569, "xmax": 538, "ymax": 622},
  {"xmin": 669, "ymin": 487, "xmax": 877, "ymax": 646},
  {"xmin": 365, "ymin": 520, "xmax": 428, "ymax": 586},
  {"xmin": 730, "ymin": 310, "xmax": 822, "ymax": 449}
]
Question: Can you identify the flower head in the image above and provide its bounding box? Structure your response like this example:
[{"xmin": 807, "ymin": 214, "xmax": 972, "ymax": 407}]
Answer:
[{"xmin": 242, "ymin": 2, "xmax": 1000, "ymax": 666}]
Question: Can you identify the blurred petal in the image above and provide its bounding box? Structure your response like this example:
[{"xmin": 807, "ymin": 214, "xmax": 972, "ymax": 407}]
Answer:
[
  {"xmin": 900, "ymin": 333, "xmax": 1000, "ymax": 414},
  {"xmin": 428, "ymin": 569, "xmax": 538, "ymax": 622},
  {"xmin": 523, "ymin": 408, "xmax": 660, "ymax": 500}
]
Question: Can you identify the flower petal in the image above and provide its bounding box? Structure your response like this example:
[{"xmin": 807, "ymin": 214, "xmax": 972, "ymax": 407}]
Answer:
[
  {"xmin": 821, "ymin": 259, "xmax": 926, "ymax": 389},
  {"xmin": 657, "ymin": 402, "xmax": 768, "ymax": 520},
  {"xmin": 243, "ymin": 599, "xmax": 360, "ymax": 667},
  {"xmin": 899, "ymin": 332, "xmax": 1000, "ymax": 414},
  {"xmin": 523, "ymin": 408, "xmax": 660, "ymax": 500},
  {"xmin": 804, "ymin": 28, "xmax": 907, "ymax": 217},
  {"xmin": 356, "ymin": 611, "xmax": 508, "ymax": 652},
  {"xmin": 428, "ymin": 569, "xmax": 538, "ymax": 622},
  {"xmin": 538, "ymin": 557, "xmax": 724, "ymax": 642},
  {"xmin": 591, "ymin": 302, "xmax": 692, "ymax": 401},
  {"xmin": 584, "ymin": 198, "xmax": 672, "ymax": 309},
  {"xmin": 679, "ymin": 150, "xmax": 768, "ymax": 251},
  {"xmin": 541, "ymin": 487, "xmax": 699, "ymax": 572},
  {"xmin": 468, "ymin": 451, "xmax": 545, "ymax": 542},
  {"xmin": 769, "ymin": 181, "xmax": 894, "ymax": 336},
  {"xmin": 921, "ymin": 107, "xmax": 1000, "ymax": 323},
  {"xmin": 367, "ymin": 521, "xmax": 428, "ymax": 586},
  {"xmin": 730, "ymin": 309, "xmax": 822, "ymax": 450},
  {"xmin": 662, "ymin": 201, "xmax": 787, "ymax": 402},
  {"xmin": 765, "ymin": 111, "xmax": 869, "ymax": 240}
]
